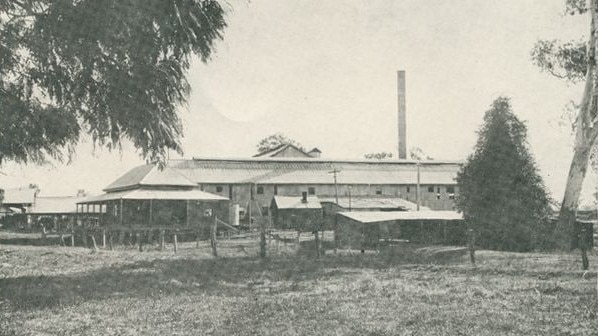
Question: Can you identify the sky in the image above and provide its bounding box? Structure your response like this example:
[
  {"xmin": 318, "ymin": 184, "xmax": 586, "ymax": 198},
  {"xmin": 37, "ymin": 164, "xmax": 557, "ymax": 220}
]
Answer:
[{"xmin": 0, "ymin": 0, "xmax": 594, "ymax": 203}]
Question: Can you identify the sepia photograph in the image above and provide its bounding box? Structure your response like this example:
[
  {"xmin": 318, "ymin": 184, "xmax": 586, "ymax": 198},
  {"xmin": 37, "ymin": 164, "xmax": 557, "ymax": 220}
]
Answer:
[{"xmin": 0, "ymin": 1, "xmax": 596, "ymax": 335}]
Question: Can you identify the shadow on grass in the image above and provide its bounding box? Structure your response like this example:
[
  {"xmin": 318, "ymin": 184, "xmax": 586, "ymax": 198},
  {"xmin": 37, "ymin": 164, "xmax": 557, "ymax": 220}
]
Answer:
[
  {"xmin": 0, "ymin": 236, "xmax": 63, "ymax": 246},
  {"xmin": 0, "ymin": 242, "xmax": 471, "ymax": 312},
  {"xmin": 7, "ymin": 243, "xmax": 587, "ymax": 313}
]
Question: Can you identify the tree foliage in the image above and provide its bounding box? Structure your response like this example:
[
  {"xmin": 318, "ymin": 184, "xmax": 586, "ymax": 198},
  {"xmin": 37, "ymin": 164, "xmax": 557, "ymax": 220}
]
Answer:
[
  {"xmin": 0, "ymin": 0, "xmax": 227, "ymax": 165},
  {"xmin": 256, "ymin": 133, "xmax": 305, "ymax": 154},
  {"xmin": 409, "ymin": 147, "xmax": 433, "ymax": 161},
  {"xmin": 456, "ymin": 97, "xmax": 552, "ymax": 252},
  {"xmin": 364, "ymin": 152, "xmax": 393, "ymax": 160}
]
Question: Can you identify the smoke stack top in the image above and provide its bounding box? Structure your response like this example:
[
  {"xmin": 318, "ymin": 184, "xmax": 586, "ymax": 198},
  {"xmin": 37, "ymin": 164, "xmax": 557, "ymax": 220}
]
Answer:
[{"xmin": 397, "ymin": 70, "xmax": 407, "ymax": 159}]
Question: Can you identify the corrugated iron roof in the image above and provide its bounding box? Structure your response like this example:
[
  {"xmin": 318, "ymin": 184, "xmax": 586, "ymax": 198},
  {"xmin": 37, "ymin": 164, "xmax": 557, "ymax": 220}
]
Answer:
[
  {"xmin": 2, "ymin": 188, "xmax": 36, "ymax": 205},
  {"xmin": 80, "ymin": 189, "xmax": 228, "ymax": 203},
  {"xmin": 273, "ymin": 196, "xmax": 322, "ymax": 209},
  {"xmin": 339, "ymin": 211, "xmax": 463, "ymax": 223},
  {"xmin": 104, "ymin": 158, "xmax": 461, "ymax": 192},
  {"xmin": 319, "ymin": 197, "xmax": 429, "ymax": 211},
  {"xmin": 169, "ymin": 158, "xmax": 459, "ymax": 185},
  {"xmin": 104, "ymin": 165, "xmax": 196, "ymax": 192},
  {"xmin": 28, "ymin": 196, "xmax": 85, "ymax": 214},
  {"xmin": 253, "ymin": 144, "xmax": 311, "ymax": 158}
]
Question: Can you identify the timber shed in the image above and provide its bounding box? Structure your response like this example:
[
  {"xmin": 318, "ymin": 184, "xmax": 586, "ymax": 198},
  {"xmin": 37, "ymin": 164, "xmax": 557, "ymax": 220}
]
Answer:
[
  {"xmin": 336, "ymin": 211, "xmax": 466, "ymax": 249},
  {"xmin": 270, "ymin": 193, "xmax": 323, "ymax": 231}
]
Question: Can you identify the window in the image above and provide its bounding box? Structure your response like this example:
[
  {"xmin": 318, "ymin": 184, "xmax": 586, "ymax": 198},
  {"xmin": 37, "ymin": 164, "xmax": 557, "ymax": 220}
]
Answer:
[
  {"xmin": 375, "ymin": 188, "xmax": 382, "ymax": 195},
  {"xmin": 274, "ymin": 185, "xmax": 278, "ymax": 195},
  {"xmin": 257, "ymin": 186, "xmax": 264, "ymax": 194},
  {"xmin": 428, "ymin": 186, "xmax": 434, "ymax": 193},
  {"xmin": 308, "ymin": 187, "xmax": 316, "ymax": 195},
  {"xmin": 447, "ymin": 186, "xmax": 455, "ymax": 194},
  {"xmin": 216, "ymin": 186, "xmax": 223, "ymax": 193},
  {"xmin": 406, "ymin": 186, "xmax": 410, "ymax": 193},
  {"xmin": 437, "ymin": 187, "xmax": 441, "ymax": 193}
]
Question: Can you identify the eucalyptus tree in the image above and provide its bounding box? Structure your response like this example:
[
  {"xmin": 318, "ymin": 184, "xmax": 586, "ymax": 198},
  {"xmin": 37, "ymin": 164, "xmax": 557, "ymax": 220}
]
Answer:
[
  {"xmin": 0, "ymin": 0, "xmax": 228, "ymax": 165},
  {"xmin": 531, "ymin": 0, "xmax": 598, "ymax": 249}
]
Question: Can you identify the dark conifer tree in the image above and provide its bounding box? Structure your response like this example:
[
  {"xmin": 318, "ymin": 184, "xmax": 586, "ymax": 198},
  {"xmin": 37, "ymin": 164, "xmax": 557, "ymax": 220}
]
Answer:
[{"xmin": 456, "ymin": 97, "xmax": 552, "ymax": 252}]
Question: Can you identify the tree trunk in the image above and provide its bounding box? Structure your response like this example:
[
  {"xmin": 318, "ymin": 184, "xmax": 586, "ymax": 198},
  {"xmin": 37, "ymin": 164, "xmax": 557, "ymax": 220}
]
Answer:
[
  {"xmin": 556, "ymin": 143, "xmax": 592, "ymax": 250},
  {"xmin": 555, "ymin": 0, "xmax": 598, "ymax": 251}
]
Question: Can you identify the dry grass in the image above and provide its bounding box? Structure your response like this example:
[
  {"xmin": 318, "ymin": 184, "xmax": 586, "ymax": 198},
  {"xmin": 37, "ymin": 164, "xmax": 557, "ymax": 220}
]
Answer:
[{"xmin": 0, "ymin": 232, "xmax": 596, "ymax": 336}]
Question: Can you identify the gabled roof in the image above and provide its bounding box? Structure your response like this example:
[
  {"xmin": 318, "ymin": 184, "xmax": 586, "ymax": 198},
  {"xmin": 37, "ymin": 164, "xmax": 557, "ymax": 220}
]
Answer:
[
  {"xmin": 104, "ymin": 165, "xmax": 197, "ymax": 192},
  {"xmin": 104, "ymin": 158, "xmax": 462, "ymax": 192},
  {"xmin": 253, "ymin": 144, "xmax": 311, "ymax": 158},
  {"xmin": 2, "ymin": 187, "xmax": 36, "ymax": 205},
  {"xmin": 308, "ymin": 147, "xmax": 321, "ymax": 153},
  {"xmin": 170, "ymin": 158, "xmax": 460, "ymax": 185},
  {"xmin": 272, "ymin": 196, "xmax": 321, "ymax": 209}
]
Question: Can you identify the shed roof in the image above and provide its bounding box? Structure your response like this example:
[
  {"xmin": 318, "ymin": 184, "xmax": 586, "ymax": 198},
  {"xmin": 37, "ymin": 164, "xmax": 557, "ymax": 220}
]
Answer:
[
  {"xmin": 339, "ymin": 211, "xmax": 463, "ymax": 223},
  {"xmin": 80, "ymin": 188, "xmax": 228, "ymax": 204},
  {"xmin": 319, "ymin": 197, "xmax": 429, "ymax": 211},
  {"xmin": 2, "ymin": 188, "xmax": 36, "ymax": 205},
  {"xmin": 273, "ymin": 196, "xmax": 321, "ymax": 209},
  {"xmin": 28, "ymin": 196, "xmax": 85, "ymax": 214}
]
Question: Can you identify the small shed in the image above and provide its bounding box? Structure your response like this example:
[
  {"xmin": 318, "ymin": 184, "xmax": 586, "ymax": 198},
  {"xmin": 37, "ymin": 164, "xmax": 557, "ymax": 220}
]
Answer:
[
  {"xmin": 270, "ymin": 193, "xmax": 323, "ymax": 231},
  {"xmin": 336, "ymin": 211, "xmax": 465, "ymax": 249}
]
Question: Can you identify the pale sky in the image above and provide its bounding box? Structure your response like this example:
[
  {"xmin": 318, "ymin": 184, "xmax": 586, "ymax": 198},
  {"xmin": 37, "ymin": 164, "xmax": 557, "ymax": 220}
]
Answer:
[{"xmin": 0, "ymin": 0, "xmax": 594, "ymax": 203}]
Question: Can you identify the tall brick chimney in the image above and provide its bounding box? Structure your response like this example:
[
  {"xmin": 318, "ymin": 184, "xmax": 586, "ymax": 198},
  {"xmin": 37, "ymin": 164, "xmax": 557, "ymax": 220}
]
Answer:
[{"xmin": 397, "ymin": 70, "xmax": 407, "ymax": 159}]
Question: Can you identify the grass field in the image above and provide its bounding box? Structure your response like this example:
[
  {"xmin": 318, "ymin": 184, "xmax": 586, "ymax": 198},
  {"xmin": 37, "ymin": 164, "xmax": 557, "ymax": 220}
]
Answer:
[{"xmin": 0, "ymin": 232, "xmax": 596, "ymax": 336}]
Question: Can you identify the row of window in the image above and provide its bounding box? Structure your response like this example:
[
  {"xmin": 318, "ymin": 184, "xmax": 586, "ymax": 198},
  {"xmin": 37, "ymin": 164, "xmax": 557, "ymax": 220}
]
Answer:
[
  {"xmin": 209, "ymin": 185, "xmax": 455, "ymax": 196},
  {"xmin": 404, "ymin": 186, "xmax": 455, "ymax": 194}
]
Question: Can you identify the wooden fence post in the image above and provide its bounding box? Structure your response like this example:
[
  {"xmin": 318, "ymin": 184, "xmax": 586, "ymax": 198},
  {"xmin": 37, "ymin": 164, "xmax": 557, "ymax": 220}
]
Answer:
[
  {"xmin": 174, "ymin": 231, "xmax": 178, "ymax": 253},
  {"xmin": 82, "ymin": 227, "xmax": 88, "ymax": 248},
  {"xmin": 196, "ymin": 227, "xmax": 201, "ymax": 249},
  {"xmin": 102, "ymin": 229, "xmax": 106, "ymax": 248},
  {"xmin": 59, "ymin": 228, "xmax": 65, "ymax": 247},
  {"xmin": 314, "ymin": 228, "xmax": 321, "ymax": 259},
  {"xmin": 71, "ymin": 228, "xmax": 75, "ymax": 247},
  {"xmin": 211, "ymin": 216, "xmax": 218, "ymax": 257},
  {"xmin": 109, "ymin": 232, "xmax": 113, "ymax": 250},
  {"xmin": 580, "ymin": 227, "xmax": 589, "ymax": 270},
  {"xmin": 468, "ymin": 228, "xmax": 475, "ymax": 265},
  {"xmin": 160, "ymin": 230, "xmax": 165, "ymax": 251},
  {"xmin": 138, "ymin": 231, "xmax": 143, "ymax": 252},
  {"xmin": 260, "ymin": 218, "xmax": 267, "ymax": 258},
  {"xmin": 90, "ymin": 232, "xmax": 98, "ymax": 250},
  {"xmin": 443, "ymin": 221, "xmax": 448, "ymax": 244}
]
